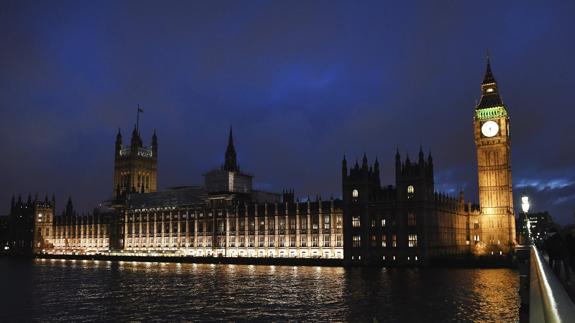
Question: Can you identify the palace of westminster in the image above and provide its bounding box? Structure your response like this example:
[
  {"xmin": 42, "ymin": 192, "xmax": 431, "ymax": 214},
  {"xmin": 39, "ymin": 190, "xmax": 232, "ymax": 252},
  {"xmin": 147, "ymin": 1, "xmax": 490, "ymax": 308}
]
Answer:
[{"xmin": 0, "ymin": 59, "xmax": 516, "ymax": 265}]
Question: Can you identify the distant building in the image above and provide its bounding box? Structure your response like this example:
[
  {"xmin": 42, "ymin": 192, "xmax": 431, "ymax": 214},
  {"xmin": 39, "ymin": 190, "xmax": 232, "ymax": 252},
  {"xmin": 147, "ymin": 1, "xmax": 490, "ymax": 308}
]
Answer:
[
  {"xmin": 0, "ymin": 215, "xmax": 9, "ymax": 253},
  {"xmin": 516, "ymin": 211, "xmax": 554, "ymax": 244}
]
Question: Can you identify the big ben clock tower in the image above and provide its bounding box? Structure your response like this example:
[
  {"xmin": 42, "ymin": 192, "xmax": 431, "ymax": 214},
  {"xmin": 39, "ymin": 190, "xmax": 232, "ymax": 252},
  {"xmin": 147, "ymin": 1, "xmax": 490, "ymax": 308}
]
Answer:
[{"xmin": 474, "ymin": 56, "xmax": 516, "ymax": 255}]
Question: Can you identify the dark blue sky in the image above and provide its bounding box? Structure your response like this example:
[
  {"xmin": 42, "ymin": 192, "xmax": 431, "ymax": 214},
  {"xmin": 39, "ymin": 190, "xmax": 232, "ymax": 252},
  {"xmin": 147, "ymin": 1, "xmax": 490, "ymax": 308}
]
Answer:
[{"xmin": 1, "ymin": 1, "xmax": 574, "ymax": 224}]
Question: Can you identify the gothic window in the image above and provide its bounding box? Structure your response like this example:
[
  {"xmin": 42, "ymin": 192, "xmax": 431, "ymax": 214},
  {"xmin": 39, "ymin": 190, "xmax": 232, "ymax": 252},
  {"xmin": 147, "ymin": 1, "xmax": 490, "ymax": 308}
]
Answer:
[
  {"xmin": 352, "ymin": 189, "xmax": 359, "ymax": 198},
  {"xmin": 312, "ymin": 215, "xmax": 319, "ymax": 230},
  {"xmin": 336, "ymin": 215, "xmax": 343, "ymax": 229},
  {"xmin": 268, "ymin": 236, "xmax": 275, "ymax": 247},
  {"xmin": 408, "ymin": 213, "xmax": 416, "ymax": 226},
  {"xmin": 392, "ymin": 234, "xmax": 397, "ymax": 248},
  {"xmin": 324, "ymin": 215, "xmax": 330, "ymax": 230},
  {"xmin": 259, "ymin": 220, "xmax": 265, "ymax": 232},
  {"xmin": 381, "ymin": 218, "xmax": 386, "ymax": 227},
  {"xmin": 407, "ymin": 185, "xmax": 415, "ymax": 198},
  {"xmin": 300, "ymin": 216, "xmax": 306, "ymax": 230},
  {"xmin": 408, "ymin": 234, "xmax": 418, "ymax": 248},
  {"xmin": 312, "ymin": 235, "xmax": 319, "ymax": 247},
  {"xmin": 382, "ymin": 234, "xmax": 387, "ymax": 247},
  {"xmin": 300, "ymin": 235, "xmax": 307, "ymax": 247},
  {"xmin": 352, "ymin": 235, "xmax": 361, "ymax": 248},
  {"xmin": 352, "ymin": 216, "xmax": 360, "ymax": 228},
  {"xmin": 323, "ymin": 234, "xmax": 330, "ymax": 247}
]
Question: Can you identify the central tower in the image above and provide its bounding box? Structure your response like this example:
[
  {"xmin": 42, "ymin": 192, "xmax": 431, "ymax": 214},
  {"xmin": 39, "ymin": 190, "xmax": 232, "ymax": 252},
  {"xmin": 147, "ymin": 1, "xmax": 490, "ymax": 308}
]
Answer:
[
  {"xmin": 113, "ymin": 125, "xmax": 158, "ymax": 199},
  {"xmin": 473, "ymin": 56, "xmax": 516, "ymax": 255}
]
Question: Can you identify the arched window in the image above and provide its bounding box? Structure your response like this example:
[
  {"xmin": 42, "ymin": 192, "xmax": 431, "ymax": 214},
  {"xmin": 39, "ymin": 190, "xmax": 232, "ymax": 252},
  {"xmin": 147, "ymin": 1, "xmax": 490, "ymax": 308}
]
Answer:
[
  {"xmin": 407, "ymin": 185, "xmax": 415, "ymax": 194},
  {"xmin": 352, "ymin": 189, "xmax": 359, "ymax": 198}
]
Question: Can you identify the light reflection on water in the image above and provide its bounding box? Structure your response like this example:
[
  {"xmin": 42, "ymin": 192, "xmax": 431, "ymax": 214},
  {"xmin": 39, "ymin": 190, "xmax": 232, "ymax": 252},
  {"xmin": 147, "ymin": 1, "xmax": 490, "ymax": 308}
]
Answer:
[{"xmin": 0, "ymin": 259, "xmax": 519, "ymax": 322}]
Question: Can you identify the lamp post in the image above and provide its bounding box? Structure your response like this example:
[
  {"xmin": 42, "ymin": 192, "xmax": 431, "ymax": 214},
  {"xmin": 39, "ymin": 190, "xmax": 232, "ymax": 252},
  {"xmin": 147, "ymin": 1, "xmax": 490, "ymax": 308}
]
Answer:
[{"xmin": 521, "ymin": 195, "xmax": 531, "ymax": 245}]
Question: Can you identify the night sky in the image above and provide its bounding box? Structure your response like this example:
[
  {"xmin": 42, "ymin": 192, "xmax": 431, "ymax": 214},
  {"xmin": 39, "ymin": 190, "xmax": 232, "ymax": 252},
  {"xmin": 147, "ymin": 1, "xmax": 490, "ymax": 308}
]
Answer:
[{"xmin": 1, "ymin": 1, "xmax": 574, "ymax": 224}]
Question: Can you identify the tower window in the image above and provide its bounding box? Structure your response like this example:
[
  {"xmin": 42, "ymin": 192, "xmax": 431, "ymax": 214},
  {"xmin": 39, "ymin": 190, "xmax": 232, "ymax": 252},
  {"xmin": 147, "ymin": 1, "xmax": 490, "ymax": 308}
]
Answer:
[
  {"xmin": 352, "ymin": 189, "xmax": 359, "ymax": 198},
  {"xmin": 352, "ymin": 235, "xmax": 361, "ymax": 248},
  {"xmin": 408, "ymin": 234, "xmax": 418, "ymax": 248},
  {"xmin": 407, "ymin": 185, "xmax": 415, "ymax": 194},
  {"xmin": 352, "ymin": 216, "xmax": 360, "ymax": 228},
  {"xmin": 408, "ymin": 213, "xmax": 416, "ymax": 226}
]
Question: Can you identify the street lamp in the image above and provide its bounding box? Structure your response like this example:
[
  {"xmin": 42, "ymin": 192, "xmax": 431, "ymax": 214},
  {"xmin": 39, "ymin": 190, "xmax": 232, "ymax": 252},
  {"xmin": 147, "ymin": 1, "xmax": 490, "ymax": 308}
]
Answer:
[{"xmin": 521, "ymin": 195, "xmax": 531, "ymax": 244}]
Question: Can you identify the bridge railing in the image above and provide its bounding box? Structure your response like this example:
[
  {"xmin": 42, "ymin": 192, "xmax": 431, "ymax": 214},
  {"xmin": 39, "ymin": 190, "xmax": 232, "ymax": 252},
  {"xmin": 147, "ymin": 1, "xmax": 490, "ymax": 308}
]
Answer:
[{"xmin": 530, "ymin": 245, "xmax": 575, "ymax": 322}]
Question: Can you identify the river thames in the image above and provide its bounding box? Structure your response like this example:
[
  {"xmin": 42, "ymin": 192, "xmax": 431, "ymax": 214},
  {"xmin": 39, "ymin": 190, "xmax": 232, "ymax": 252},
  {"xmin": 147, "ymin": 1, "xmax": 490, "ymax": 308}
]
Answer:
[{"xmin": 0, "ymin": 258, "xmax": 520, "ymax": 322}]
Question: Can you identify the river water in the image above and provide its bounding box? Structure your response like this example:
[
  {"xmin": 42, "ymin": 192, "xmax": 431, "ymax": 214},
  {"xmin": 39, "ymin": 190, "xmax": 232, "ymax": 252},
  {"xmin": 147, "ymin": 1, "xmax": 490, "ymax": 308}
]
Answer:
[{"xmin": 0, "ymin": 258, "xmax": 520, "ymax": 322}]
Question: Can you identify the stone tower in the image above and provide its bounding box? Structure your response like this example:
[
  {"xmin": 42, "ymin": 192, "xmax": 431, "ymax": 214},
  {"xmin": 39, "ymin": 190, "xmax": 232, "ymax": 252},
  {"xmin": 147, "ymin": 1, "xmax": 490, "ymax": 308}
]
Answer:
[
  {"xmin": 473, "ymin": 56, "xmax": 516, "ymax": 255},
  {"xmin": 33, "ymin": 196, "xmax": 55, "ymax": 254},
  {"xmin": 113, "ymin": 124, "xmax": 158, "ymax": 199}
]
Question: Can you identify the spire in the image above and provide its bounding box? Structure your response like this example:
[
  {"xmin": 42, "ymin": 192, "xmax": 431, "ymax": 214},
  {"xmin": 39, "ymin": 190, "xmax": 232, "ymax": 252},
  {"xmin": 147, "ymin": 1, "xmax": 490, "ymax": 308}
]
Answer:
[
  {"xmin": 477, "ymin": 53, "xmax": 503, "ymax": 109},
  {"xmin": 419, "ymin": 146, "xmax": 425, "ymax": 164},
  {"xmin": 362, "ymin": 153, "xmax": 368, "ymax": 169},
  {"xmin": 131, "ymin": 124, "xmax": 143, "ymax": 148},
  {"xmin": 223, "ymin": 126, "xmax": 239, "ymax": 172},
  {"xmin": 65, "ymin": 196, "xmax": 74, "ymax": 217},
  {"xmin": 482, "ymin": 53, "xmax": 496, "ymax": 85},
  {"xmin": 428, "ymin": 149, "xmax": 433, "ymax": 165}
]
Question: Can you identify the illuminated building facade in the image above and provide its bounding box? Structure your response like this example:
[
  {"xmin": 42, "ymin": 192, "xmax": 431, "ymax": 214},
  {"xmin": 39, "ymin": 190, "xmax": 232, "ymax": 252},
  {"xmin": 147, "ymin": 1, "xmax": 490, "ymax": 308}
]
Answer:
[
  {"xmin": 8, "ymin": 58, "xmax": 517, "ymax": 264},
  {"xmin": 113, "ymin": 126, "xmax": 158, "ymax": 198},
  {"xmin": 473, "ymin": 57, "xmax": 516, "ymax": 255},
  {"xmin": 30, "ymin": 129, "xmax": 344, "ymax": 259}
]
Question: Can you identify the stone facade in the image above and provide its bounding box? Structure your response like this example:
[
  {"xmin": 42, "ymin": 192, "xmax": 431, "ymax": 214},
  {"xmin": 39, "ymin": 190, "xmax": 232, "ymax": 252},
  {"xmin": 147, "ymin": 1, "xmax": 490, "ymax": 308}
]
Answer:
[
  {"xmin": 2, "ymin": 58, "xmax": 518, "ymax": 264},
  {"xmin": 113, "ymin": 127, "xmax": 158, "ymax": 198},
  {"xmin": 473, "ymin": 57, "xmax": 516, "ymax": 255},
  {"xmin": 342, "ymin": 151, "xmax": 481, "ymax": 265}
]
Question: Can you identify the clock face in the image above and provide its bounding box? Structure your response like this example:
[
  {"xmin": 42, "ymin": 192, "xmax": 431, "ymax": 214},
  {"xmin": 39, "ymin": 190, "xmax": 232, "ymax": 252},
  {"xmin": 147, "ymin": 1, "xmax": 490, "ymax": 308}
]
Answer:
[{"xmin": 481, "ymin": 120, "xmax": 499, "ymax": 137}]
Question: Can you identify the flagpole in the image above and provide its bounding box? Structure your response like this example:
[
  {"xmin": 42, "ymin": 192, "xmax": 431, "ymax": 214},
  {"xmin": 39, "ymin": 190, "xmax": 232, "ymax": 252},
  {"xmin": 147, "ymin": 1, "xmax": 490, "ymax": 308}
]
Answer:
[{"xmin": 136, "ymin": 104, "xmax": 140, "ymax": 133}]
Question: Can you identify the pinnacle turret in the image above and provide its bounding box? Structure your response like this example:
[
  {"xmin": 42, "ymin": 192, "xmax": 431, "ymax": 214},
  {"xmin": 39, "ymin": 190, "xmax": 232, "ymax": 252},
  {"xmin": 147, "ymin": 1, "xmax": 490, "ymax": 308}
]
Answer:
[
  {"xmin": 477, "ymin": 54, "xmax": 503, "ymax": 109},
  {"xmin": 223, "ymin": 126, "xmax": 239, "ymax": 172}
]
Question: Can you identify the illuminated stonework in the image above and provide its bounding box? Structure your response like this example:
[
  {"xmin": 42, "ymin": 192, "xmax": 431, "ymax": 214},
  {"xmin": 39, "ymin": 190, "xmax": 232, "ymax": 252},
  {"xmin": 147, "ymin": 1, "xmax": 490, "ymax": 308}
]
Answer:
[
  {"xmin": 473, "ymin": 57, "xmax": 516, "ymax": 255},
  {"xmin": 113, "ymin": 127, "xmax": 158, "ymax": 198}
]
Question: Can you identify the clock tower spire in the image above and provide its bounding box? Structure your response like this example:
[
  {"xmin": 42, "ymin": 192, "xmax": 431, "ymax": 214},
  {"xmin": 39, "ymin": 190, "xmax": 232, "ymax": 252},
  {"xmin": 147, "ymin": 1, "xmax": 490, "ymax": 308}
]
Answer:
[{"xmin": 473, "ymin": 56, "xmax": 516, "ymax": 256}]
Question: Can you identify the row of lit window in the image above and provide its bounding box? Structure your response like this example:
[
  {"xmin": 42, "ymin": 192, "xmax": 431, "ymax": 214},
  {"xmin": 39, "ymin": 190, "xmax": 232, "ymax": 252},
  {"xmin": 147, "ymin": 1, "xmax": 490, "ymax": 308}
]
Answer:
[
  {"xmin": 352, "ymin": 234, "xmax": 418, "ymax": 248},
  {"xmin": 352, "ymin": 185, "xmax": 415, "ymax": 199},
  {"xmin": 351, "ymin": 213, "xmax": 416, "ymax": 228},
  {"xmin": 351, "ymin": 255, "xmax": 420, "ymax": 261}
]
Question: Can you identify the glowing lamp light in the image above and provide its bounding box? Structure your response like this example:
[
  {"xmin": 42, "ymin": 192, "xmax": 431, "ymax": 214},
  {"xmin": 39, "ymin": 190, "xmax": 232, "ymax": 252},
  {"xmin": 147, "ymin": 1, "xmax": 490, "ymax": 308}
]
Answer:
[{"xmin": 521, "ymin": 196, "xmax": 530, "ymax": 213}]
